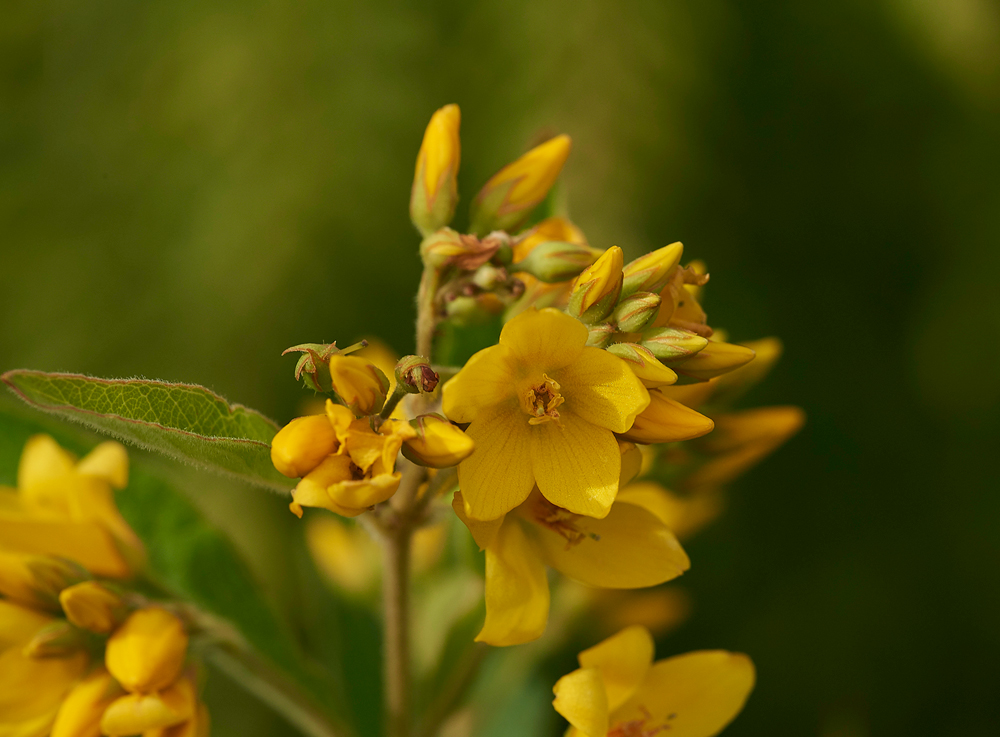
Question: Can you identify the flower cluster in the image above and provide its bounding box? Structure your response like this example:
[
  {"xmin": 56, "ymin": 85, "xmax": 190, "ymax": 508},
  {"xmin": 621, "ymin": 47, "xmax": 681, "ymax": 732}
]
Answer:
[{"xmin": 0, "ymin": 436, "xmax": 209, "ymax": 737}]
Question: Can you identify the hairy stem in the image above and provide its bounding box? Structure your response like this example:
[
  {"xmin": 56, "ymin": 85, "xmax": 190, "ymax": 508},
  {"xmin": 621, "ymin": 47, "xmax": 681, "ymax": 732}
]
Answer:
[
  {"xmin": 381, "ymin": 526, "xmax": 412, "ymax": 737},
  {"xmin": 415, "ymin": 266, "xmax": 441, "ymax": 360}
]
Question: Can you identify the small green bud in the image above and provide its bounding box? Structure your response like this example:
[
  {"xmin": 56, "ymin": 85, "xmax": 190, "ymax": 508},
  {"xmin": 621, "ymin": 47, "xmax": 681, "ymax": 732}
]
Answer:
[
  {"xmin": 282, "ymin": 341, "xmax": 368, "ymax": 393},
  {"xmin": 612, "ymin": 291, "xmax": 661, "ymax": 333},
  {"xmin": 586, "ymin": 322, "xmax": 615, "ymax": 348},
  {"xmin": 640, "ymin": 327, "xmax": 709, "ymax": 361},
  {"xmin": 395, "ymin": 356, "xmax": 439, "ymax": 394},
  {"xmin": 472, "ymin": 264, "xmax": 506, "ymax": 291},
  {"xmin": 513, "ymin": 241, "xmax": 599, "ymax": 283}
]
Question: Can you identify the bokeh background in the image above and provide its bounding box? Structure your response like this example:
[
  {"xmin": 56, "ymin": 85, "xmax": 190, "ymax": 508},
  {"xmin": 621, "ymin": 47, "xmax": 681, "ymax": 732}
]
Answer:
[{"xmin": 3, "ymin": 1, "xmax": 1000, "ymax": 735}]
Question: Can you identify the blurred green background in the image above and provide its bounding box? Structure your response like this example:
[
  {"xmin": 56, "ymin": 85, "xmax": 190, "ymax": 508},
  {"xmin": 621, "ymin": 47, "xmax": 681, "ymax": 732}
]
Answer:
[{"xmin": 3, "ymin": 0, "xmax": 1000, "ymax": 735}]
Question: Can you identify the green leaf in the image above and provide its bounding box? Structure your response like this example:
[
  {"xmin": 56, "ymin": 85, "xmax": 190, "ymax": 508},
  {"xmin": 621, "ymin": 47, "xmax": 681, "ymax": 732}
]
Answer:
[{"xmin": 2, "ymin": 370, "xmax": 292, "ymax": 492}]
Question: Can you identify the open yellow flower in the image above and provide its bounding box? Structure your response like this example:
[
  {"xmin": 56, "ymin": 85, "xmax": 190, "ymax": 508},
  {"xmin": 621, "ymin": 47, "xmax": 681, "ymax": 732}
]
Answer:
[
  {"xmin": 453, "ymin": 487, "xmax": 689, "ymax": 646},
  {"xmin": 442, "ymin": 308, "xmax": 650, "ymax": 521},
  {"xmin": 553, "ymin": 625, "xmax": 755, "ymax": 737},
  {"xmin": 0, "ymin": 435, "xmax": 144, "ymax": 577}
]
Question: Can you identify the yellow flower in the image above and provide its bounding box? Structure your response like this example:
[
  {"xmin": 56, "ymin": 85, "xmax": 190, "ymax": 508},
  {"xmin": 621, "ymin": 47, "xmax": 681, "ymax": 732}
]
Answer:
[
  {"xmin": 401, "ymin": 414, "xmax": 475, "ymax": 468},
  {"xmin": 470, "ymin": 135, "xmax": 572, "ymax": 234},
  {"xmin": 442, "ymin": 308, "xmax": 650, "ymax": 521},
  {"xmin": 105, "ymin": 607, "xmax": 189, "ymax": 693},
  {"xmin": 51, "ymin": 668, "xmax": 125, "ymax": 737},
  {"xmin": 0, "ymin": 435, "xmax": 144, "ymax": 577},
  {"xmin": 410, "ymin": 104, "xmax": 461, "ymax": 235},
  {"xmin": 59, "ymin": 581, "xmax": 126, "ymax": 634},
  {"xmin": 568, "ymin": 246, "xmax": 624, "ymax": 324},
  {"xmin": 328, "ymin": 354, "xmax": 390, "ymax": 416},
  {"xmin": 0, "ymin": 552, "xmax": 88, "ymax": 610},
  {"xmin": 618, "ymin": 389, "xmax": 715, "ymax": 445},
  {"xmin": 270, "ymin": 414, "xmax": 340, "ymax": 478},
  {"xmin": 100, "ymin": 675, "xmax": 196, "ymax": 737},
  {"xmin": 553, "ymin": 626, "xmax": 755, "ymax": 737},
  {"xmin": 453, "ymin": 488, "xmax": 689, "ymax": 646}
]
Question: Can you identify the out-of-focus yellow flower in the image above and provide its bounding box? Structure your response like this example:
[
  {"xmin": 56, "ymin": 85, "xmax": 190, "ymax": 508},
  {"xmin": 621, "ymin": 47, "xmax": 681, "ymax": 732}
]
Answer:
[
  {"xmin": 553, "ymin": 625, "xmax": 755, "ymax": 737},
  {"xmin": 328, "ymin": 355, "xmax": 390, "ymax": 416},
  {"xmin": 618, "ymin": 389, "xmax": 715, "ymax": 445},
  {"xmin": 410, "ymin": 104, "xmax": 461, "ymax": 235},
  {"xmin": 59, "ymin": 581, "xmax": 127, "ymax": 634},
  {"xmin": 306, "ymin": 516, "xmax": 380, "ymax": 595},
  {"xmin": 587, "ymin": 586, "xmax": 693, "ymax": 639},
  {"xmin": 454, "ymin": 489, "xmax": 689, "ymax": 646},
  {"xmin": 621, "ymin": 242, "xmax": 684, "ymax": 298},
  {"xmin": 568, "ymin": 246, "xmax": 624, "ymax": 324},
  {"xmin": 401, "ymin": 414, "xmax": 475, "ymax": 468},
  {"xmin": 101, "ymin": 675, "xmax": 196, "ymax": 737},
  {"xmin": 442, "ymin": 308, "xmax": 649, "ymax": 521},
  {"xmin": 105, "ymin": 607, "xmax": 189, "ymax": 693},
  {"xmin": 666, "ymin": 339, "xmax": 757, "ymax": 382},
  {"xmin": 617, "ymin": 481, "xmax": 725, "ymax": 541},
  {"xmin": 0, "ymin": 552, "xmax": 88, "ymax": 609},
  {"xmin": 470, "ymin": 135, "xmax": 572, "ymax": 235},
  {"xmin": 0, "ymin": 435, "xmax": 144, "ymax": 577},
  {"xmin": 51, "ymin": 668, "xmax": 125, "ymax": 737},
  {"xmin": 0, "ymin": 598, "xmax": 54, "ymax": 646}
]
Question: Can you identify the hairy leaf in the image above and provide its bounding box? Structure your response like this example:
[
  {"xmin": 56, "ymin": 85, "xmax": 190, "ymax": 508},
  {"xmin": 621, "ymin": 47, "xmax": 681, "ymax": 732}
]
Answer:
[{"xmin": 2, "ymin": 370, "xmax": 292, "ymax": 492}]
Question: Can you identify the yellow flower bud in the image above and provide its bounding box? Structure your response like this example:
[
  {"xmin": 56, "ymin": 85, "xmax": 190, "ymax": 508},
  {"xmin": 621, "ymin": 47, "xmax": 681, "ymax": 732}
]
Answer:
[
  {"xmin": 469, "ymin": 134, "xmax": 572, "ymax": 235},
  {"xmin": 328, "ymin": 355, "xmax": 390, "ymax": 416},
  {"xmin": 402, "ymin": 414, "xmax": 476, "ymax": 468},
  {"xmin": 105, "ymin": 607, "xmax": 188, "ymax": 693},
  {"xmin": 668, "ymin": 340, "xmax": 756, "ymax": 381},
  {"xmin": 640, "ymin": 327, "xmax": 709, "ymax": 361},
  {"xmin": 59, "ymin": 581, "xmax": 126, "ymax": 634},
  {"xmin": 612, "ymin": 291, "xmax": 661, "ymax": 333},
  {"xmin": 619, "ymin": 390, "xmax": 715, "ymax": 445},
  {"xmin": 512, "ymin": 241, "xmax": 600, "ymax": 283},
  {"xmin": 567, "ymin": 246, "xmax": 624, "ymax": 324},
  {"xmin": 410, "ymin": 104, "xmax": 461, "ymax": 235},
  {"xmin": 270, "ymin": 414, "xmax": 340, "ymax": 479},
  {"xmin": 621, "ymin": 242, "xmax": 684, "ymax": 297},
  {"xmin": 0, "ymin": 552, "xmax": 89, "ymax": 610},
  {"xmin": 51, "ymin": 668, "xmax": 126, "ymax": 737},
  {"xmin": 606, "ymin": 343, "xmax": 678, "ymax": 388},
  {"xmin": 100, "ymin": 676, "xmax": 196, "ymax": 736}
]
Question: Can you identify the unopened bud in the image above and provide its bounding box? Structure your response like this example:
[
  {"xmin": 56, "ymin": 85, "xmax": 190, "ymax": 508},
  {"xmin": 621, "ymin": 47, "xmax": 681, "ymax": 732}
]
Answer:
[
  {"xmin": 607, "ymin": 343, "xmax": 678, "ymax": 388},
  {"xmin": 444, "ymin": 293, "xmax": 504, "ymax": 327},
  {"xmin": 395, "ymin": 356, "xmax": 439, "ymax": 394},
  {"xmin": 329, "ymin": 355, "xmax": 390, "ymax": 416},
  {"xmin": 613, "ymin": 291, "xmax": 661, "ymax": 333},
  {"xmin": 105, "ymin": 607, "xmax": 189, "ymax": 694},
  {"xmin": 410, "ymin": 104, "xmax": 461, "ymax": 236},
  {"xmin": 402, "ymin": 414, "xmax": 476, "ymax": 468},
  {"xmin": 23, "ymin": 620, "xmax": 87, "ymax": 658},
  {"xmin": 420, "ymin": 228, "xmax": 501, "ymax": 271},
  {"xmin": 101, "ymin": 676, "xmax": 196, "ymax": 737},
  {"xmin": 472, "ymin": 263, "xmax": 506, "ymax": 291},
  {"xmin": 669, "ymin": 340, "xmax": 756, "ymax": 381},
  {"xmin": 619, "ymin": 390, "xmax": 715, "ymax": 445},
  {"xmin": 513, "ymin": 241, "xmax": 599, "ymax": 283},
  {"xmin": 567, "ymin": 246, "xmax": 624, "ymax": 323},
  {"xmin": 640, "ymin": 327, "xmax": 709, "ymax": 361},
  {"xmin": 271, "ymin": 414, "xmax": 340, "ymax": 478},
  {"xmin": 586, "ymin": 322, "xmax": 615, "ymax": 348},
  {"xmin": 0, "ymin": 552, "xmax": 89, "ymax": 609},
  {"xmin": 621, "ymin": 242, "xmax": 683, "ymax": 298},
  {"xmin": 282, "ymin": 341, "xmax": 365, "ymax": 393},
  {"xmin": 59, "ymin": 581, "xmax": 127, "ymax": 634},
  {"xmin": 469, "ymin": 134, "xmax": 572, "ymax": 235}
]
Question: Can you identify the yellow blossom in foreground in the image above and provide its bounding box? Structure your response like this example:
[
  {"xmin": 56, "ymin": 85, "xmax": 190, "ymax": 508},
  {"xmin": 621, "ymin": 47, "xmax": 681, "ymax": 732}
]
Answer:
[
  {"xmin": 0, "ymin": 435, "xmax": 144, "ymax": 577},
  {"xmin": 328, "ymin": 355, "xmax": 390, "ymax": 416},
  {"xmin": 454, "ymin": 487, "xmax": 689, "ymax": 646},
  {"xmin": 401, "ymin": 414, "xmax": 476, "ymax": 468},
  {"xmin": 410, "ymin": 103, "xmax": 461, "ymax": 234},
  {"xmin": 105, "ymin": 607, "xmax": 189, "ymax": 693},
  {"xmin": 470, "ymin": 135, "xmax": 572, "ymax": 234},
  {"xmin": 442, "ymin": 308, "xmax": 650, "ymax": 521},
  {"xmin": 553, "ymin": 626, "xmax": 755, "ymax": 737}
]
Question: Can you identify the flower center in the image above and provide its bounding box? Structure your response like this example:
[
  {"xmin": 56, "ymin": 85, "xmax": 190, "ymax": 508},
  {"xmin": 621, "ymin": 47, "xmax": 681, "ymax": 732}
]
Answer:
[
  {"xmin": 530, "ymin": 495, "xmax": 597, "ymax": 549},
  {"xmin": 608, "ymin": 708, "xmax": 671, "ymax": 737},
  {"xmin": 523, "ymin": 374, "xmax": 564, "ymax": 425}
]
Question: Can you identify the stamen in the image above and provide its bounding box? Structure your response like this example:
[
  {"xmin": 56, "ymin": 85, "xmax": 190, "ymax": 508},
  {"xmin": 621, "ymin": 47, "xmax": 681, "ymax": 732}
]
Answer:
[
  {"xmin": 525, "ymin": 373, "xmax": 565, "ymax": 425},
  {"xmin": 532, "ymin": 495, "xmax": 588, "ymax": 549}
]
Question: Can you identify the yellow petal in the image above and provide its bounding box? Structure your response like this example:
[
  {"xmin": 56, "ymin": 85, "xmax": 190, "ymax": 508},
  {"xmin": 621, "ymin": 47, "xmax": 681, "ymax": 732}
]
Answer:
[
  {"xmin": 143, "ymin": 701, "xmax": 210, "ymax": 737},
  {"xmin": 0, "ymin": 599, "xmax": 54, "ymax": 648},
  {"xmin": 475, "ymin": 518, "xmax": 549, "ymax": 646},
  {"xmin": 456, "ymin": 404, "xmax": 534, "ymax": 521},
  {"xmin": 441, "ymin": 344, "xmax": 515, "ymax": 424},
  {"xmin": 342, "ymin": 421, "xmax": 387, "ymax": 472},
  {"xmin": 499, "ymin": 308, "xmax": 586, "ymax": 372},
  {"xmin": 657, "ymin": 380, "xmax": 717, "ymax": 410},
  {"xmin": 452, "ymin": 491, "xmax": 506, "ymax": 550},
  {"xmin": 619, "ymin": 391, "xmax": 714, "ymax": 445},
  {"xmin": 100, "ymin": 678, "xmax": 195, "ymax": 737},
  {"xmin": 0, "ymin": 517, "xmax": 130, "ymax": 578},
  {"xmin": 552, "ymin": 667, "xmax": 608, "ymax": 737},
  {"xmin": 607, "ymin": 343, "xmax": 679, "ymax": 389},
  {"xmin": 531, "ymin": 499, "xmax": 689, "ymax": 588},
  {"xmin": 105, "ymin": 608, "xmax": 188, "ymax": 693},
  {"xmin": 328, "ymin": 355, "xmax": 389, "ymax": 415},
  {"xmin": 669, "ymin": 341, "xmax": 756, "ymax": 382},
  {"xmin": 17, "ymin": 435, "xmax": 75, "ymax": 490},
  {"xmin": 618, "ymin": 441, "xmax": 643, "ymax": 487},
  {"xmin": 59, "ymin": 581, "xmax": 126, "ymax": 634},
  {"xmin": 513, "ymin": 216, "xmax": 588, "ymax": 262},
  {"xmin": 557, "ymin": 347, "xmax": 650, "ymax": 433},
  {"xmin": 51, "ymin": 668, "xmax": 124, "ymax": 737},
  {"xmin": 609, "ymin": 651, "xmax": 755, "ymax": 737},
  {"xmin": 577, "ymin": 626, "xmax": 654, "ymax": 711},
  {"xmin": 415, "ymin": 104, "xmax": 461, "ymax": 203},
  {"xmin": 0, "ymin": 648, "xmax": 88, "ymax": 725},
  {"xmin": 76, "ymin": 442, "xmax": 129, "ymax": 489},
  {"xmin": 617, "ymin": 483, "xmax": 724, "ymax": 541},
  {"xmin": 402, "ymin": 415, "xmax": 475, "ymax": 468},
  {"xmin": 530, "ymin": 412, "xmax": 620, "ymax": 520},
  {"xmin": 327, "ymin": 473, "xmax": 401, "ymax": 511},
  {"xmin": 270, "ymin": 415, "xmax": 340, "ymax": 479},
  {"xmin": 290, "ymin": 455, "xmax": 369, "ymax": 518}
]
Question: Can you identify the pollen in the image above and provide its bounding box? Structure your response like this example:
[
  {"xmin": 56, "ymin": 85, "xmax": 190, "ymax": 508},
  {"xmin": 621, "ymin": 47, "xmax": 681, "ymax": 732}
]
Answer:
[{"xmin": 524, "ymin": 373, "xmax": 565, "ymax": 425}]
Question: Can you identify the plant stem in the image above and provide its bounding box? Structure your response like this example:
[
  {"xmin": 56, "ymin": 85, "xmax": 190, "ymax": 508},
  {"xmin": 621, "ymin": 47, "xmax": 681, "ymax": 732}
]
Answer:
[
  {"xmin": 381, "ymin": 523, "xmax": 412, "ymax": 737},
  {"xmin": 415, "ymin": 266, "xmax": 441, "ymax": 361}
]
